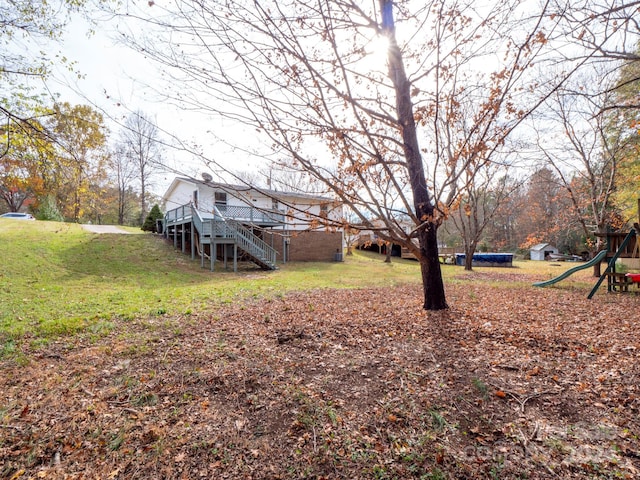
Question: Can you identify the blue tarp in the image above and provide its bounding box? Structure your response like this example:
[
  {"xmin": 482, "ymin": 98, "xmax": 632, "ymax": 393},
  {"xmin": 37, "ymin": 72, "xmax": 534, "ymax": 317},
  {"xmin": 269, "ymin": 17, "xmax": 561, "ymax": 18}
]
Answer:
[{"xmin": 455, "ymin": 253, "xmax": 513, "ymax": 267}]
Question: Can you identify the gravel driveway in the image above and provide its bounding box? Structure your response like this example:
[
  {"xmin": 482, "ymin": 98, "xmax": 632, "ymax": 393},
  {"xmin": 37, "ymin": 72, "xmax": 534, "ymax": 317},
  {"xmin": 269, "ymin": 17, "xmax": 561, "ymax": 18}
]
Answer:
[{"xmin": 82, "ymin": 224, "xmax": 132, "ymax": 234}]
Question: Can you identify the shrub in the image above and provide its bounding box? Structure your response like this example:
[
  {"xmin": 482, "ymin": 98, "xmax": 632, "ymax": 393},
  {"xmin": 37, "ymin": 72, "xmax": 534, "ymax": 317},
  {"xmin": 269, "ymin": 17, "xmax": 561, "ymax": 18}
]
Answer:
[
  {"xmin": 35, "ymin": 195, "xmax": 64, "ymax": 222},
  {"xmin": 142, "ymin": 204, "xmax": 163, "ymax": 232}
]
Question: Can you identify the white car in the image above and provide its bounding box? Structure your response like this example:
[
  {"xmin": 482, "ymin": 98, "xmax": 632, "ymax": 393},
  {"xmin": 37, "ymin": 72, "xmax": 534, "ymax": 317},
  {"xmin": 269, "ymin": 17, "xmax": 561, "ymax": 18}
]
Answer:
[{"xmin": 0, "ymin": 212, "xmax": 35, "ymax": 220}]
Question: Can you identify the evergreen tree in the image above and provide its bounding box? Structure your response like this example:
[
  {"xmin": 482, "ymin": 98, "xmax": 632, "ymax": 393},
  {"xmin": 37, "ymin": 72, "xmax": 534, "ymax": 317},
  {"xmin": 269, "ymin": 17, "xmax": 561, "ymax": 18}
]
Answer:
[
  {"xmin": 142, "ymin": 204, "xmax": 163, "ymax": 232},
  {"xmin": 35, "ymin": 194, "xmax": 64, "ymax": 222}
]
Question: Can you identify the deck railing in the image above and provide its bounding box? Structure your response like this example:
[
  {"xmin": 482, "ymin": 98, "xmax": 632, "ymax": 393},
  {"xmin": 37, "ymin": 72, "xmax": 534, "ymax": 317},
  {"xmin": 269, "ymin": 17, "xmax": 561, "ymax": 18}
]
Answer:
[
  {"xmin": 190, "ymin": 204, "xmax": 212, "ymax": 238},
  {"xmin": 165, "ymin": 203, "xmax": 212, "ymax": 238},
  {"xmin": 166, "ymin": 203, "xmax": 284, "ymax": 226},
  {"xmin": 165, "ymin": 204, "xmax": 192, "ymax": 224},
  {"xmin": 215, "ymin": 204, "xmax": 284, "ymax": 224},
  {"xmin": 231, "ymin": 220, "xmax": 276, "ymax": 267},
  {"xmin": 212, "ymin": 207, "xmax": 277, "ymax": 268},
  {"xmin": 164, "ymin": 203, "xmax": 278, "ymax": 269}
]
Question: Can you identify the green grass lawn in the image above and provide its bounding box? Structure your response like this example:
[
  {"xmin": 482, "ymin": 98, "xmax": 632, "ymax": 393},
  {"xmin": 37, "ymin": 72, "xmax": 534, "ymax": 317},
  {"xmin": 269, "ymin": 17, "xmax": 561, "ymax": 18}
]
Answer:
[
  {"xmin": 0, "ymin": 220, "xmax": 420, "ymax": 341},
  {"xmin": 0, "ymin": 219, "xmax": 598, "ymax": 347}
]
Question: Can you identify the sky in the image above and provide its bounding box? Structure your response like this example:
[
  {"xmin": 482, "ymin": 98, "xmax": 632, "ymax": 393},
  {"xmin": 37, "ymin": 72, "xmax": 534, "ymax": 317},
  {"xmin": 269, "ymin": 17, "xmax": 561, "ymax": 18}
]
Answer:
[
  {"xmin": 43, "ymin": 2, "xmax": 398, "ymax": 199},
  {"xmin": 47, "ymin": 13, "xmax": 256, "ymax": 197},
  {"xmin": 36, "ymin": 0, "xmax": 635, "ymax": 205}
]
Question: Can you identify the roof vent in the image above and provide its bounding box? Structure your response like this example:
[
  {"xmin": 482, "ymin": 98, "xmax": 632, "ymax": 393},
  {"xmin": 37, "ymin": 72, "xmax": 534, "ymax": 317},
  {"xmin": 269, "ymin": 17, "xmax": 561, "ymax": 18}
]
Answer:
[{"xmin": 201, "ymin": 172, "xmax": 213, "ymax": 182}]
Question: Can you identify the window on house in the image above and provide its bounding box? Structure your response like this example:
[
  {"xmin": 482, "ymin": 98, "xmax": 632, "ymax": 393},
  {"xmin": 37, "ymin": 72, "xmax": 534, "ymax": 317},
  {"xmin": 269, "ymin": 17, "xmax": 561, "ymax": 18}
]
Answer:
[
  {"xmin": 214, "ymin": 191, "xmax": 227, "ymax": 206},
  {"xmin": 193, "ymin": 190, "xmax": 198, "ymax": 208},
  {"xmin": 214, "ymin": 191, "xmax": 227, "ymax": 213},
  {"xmin": 320, "ymin": 203, "xmax": 329, "ymax": 218},
  {"xmin": 272, "ymin": 198, "xmax": 279, "ymax": 211}
]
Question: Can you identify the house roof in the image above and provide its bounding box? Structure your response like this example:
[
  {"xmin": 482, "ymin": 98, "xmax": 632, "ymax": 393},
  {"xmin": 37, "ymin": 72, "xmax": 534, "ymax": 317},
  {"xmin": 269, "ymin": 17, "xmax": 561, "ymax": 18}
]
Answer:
[
  {"xmin": 530, "ymin": 243, "xmax": 556, "ymax": 251},
  {"xmin": 164, "ymin": 176, "xmax": 335, "ymax": 204}
]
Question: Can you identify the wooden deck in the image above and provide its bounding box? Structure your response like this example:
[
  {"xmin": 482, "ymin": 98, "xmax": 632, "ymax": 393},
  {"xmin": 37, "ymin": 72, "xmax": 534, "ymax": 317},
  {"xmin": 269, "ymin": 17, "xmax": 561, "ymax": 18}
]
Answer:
[{"xmin": 163, "ymin": 203, "xmax": 281, "ymax": 271}]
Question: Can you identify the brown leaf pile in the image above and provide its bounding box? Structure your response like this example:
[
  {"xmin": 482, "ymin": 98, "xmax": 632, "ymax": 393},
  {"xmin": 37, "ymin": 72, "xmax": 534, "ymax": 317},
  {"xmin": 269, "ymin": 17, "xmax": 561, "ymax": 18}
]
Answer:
[{"xmin": 1, "ymin": 281, "xmax": 639, "ymax": 479}]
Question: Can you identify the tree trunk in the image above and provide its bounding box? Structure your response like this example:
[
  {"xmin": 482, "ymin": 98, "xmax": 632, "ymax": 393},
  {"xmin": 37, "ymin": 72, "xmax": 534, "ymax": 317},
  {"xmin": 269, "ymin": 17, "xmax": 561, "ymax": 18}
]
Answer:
[
  {"xmin": 383, "ymin": 0, "xmax": 447, "ymax": 309},
  {"xmin": 418, "ymin": 223, "xmax": 448, "ymax": 310},
  {"xmin": 464, "ymin": 251, "xmax": 473, "ymax": 271},
  {"xmin": 464, "ymin": 244, "xmax": 476, "ymax": 271},
  {"xmin": 593, "ymin": 261, "xmax": 601, "ymax": 277},
  {"xmin": 593, "ymin": 230, "xmax": 606, "ymax": 277},
  {"xmin": 140, "ymin": 180, "xmax": 146, "ymax": 227}
]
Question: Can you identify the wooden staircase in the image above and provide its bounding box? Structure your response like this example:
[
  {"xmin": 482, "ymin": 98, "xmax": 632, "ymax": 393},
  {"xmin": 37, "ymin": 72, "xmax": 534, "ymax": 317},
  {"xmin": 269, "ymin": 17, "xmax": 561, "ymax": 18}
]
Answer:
[{"xmin": 165, "ymin": 203, "xmax": 277, "ymax": 271}]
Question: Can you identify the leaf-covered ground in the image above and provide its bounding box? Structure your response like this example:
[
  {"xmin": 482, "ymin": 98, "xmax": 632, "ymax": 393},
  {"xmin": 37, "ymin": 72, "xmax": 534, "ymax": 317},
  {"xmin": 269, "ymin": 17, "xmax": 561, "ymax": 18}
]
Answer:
[{"xmin": 2, "ymin": 279, "xmax": 640, "ymax": 479}]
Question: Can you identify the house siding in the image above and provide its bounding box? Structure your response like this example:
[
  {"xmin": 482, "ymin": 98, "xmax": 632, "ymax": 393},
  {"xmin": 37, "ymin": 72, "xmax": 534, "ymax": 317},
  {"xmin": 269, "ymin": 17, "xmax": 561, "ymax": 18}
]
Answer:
[
  {"xmin": 165, "ymin": 181, "xmax": 197, "ymax": 211},
  {"xmin": 164, "ymin": 178, "xmax": 342, "ymax": 231},
  {"xmin": 163, "ymin": 178, "xmax": 344, "ymax": 263}
]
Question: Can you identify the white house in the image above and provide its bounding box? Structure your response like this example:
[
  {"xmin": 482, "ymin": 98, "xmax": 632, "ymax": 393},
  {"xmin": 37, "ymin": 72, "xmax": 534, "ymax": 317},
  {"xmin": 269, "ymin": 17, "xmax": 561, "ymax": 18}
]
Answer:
[
  {"xmin": 530, "ymin": 243, "xmax": 559, "ymax": 261},
  {"xmin": 162, "ymin": 176, "xmax": 344, "ymax": 267},
  {"xmin": 163, "ymin": 176, "xmax": 342, "ymax": 231}
]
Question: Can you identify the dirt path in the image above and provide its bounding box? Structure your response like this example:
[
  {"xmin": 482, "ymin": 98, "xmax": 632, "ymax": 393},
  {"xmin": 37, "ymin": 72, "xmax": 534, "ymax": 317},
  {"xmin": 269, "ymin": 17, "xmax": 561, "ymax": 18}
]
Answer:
[{"xmin": 81, "ymin": 224, "xmax": 131, "ymax": 234}]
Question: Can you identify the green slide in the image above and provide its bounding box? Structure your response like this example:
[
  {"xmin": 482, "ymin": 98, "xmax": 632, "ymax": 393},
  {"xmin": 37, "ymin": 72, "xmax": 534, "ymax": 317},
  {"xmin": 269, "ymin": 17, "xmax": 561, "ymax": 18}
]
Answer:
[{"xmin": 532, "ymin": 250, "xmax": 608, "ymax": 287}]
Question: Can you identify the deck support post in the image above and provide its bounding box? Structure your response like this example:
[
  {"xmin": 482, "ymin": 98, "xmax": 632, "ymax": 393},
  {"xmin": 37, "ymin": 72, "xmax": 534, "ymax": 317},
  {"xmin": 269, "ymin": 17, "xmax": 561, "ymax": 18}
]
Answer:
[
  {"xmin": 234, "ymin": 244, "xmax": 238, "ymax": 272},
  {"xmin": 191, "ymin": 222, "xmax": 195, "ymax": 259},
  {"xmin": 200, "ymin": 234, "xmax": 205, "ymax": 269},
  {"xmin": 211, "ymin": 242, "xmax": 215, "ymax": 271},
  {"xmin": 181, "ymin": 223, "xmax": 186, "ymax": 253},
  {"xmin": 223, "ymin": 244, "xmax": 227, "ymax": 270}
]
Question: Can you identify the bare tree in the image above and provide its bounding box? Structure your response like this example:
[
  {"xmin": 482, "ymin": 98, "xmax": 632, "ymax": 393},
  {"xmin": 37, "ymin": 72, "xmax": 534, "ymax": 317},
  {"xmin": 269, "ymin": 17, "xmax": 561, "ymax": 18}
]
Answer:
[
  {"xmin": 232, "ymin": 169, "xmax": 266, "ymax": 189},
  {"xmin": 120, "ymin": 111, "xmax": 162, "ymax": 225},
  {"xmin": 553, "ymin": 0, "xmax": 640, "ymax": 63},
  {"xmin": 448, "ymin": 169, "xmax": 524, "ymax": 270},
  {"xmin": 261, "ymin": 166, "xmax": 324, "ymax": 195},
  {"xmin": 484, "ymin": 183, "xmax": 526, "ymax": 251},
  {"xmin": 110, "ymin": 145, "xmax": 138, "ymax": 225},
  {"xmin": 535, "ymin": 75, "xmax": 627, "ymax": 254},
  {"xmin": 110, "ymin": 0, "xmax": 639, "ymax": 309},
  {"xmin": 343, "ymin": 207, "xmax": 361, "ymax": 257}
]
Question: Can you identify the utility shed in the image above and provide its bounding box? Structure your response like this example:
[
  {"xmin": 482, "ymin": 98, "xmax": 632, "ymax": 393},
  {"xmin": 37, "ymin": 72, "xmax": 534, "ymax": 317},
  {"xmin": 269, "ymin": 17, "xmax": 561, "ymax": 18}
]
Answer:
[{"xmin": 530, "ymin": 243, "xmax": 559, "ymax": 261}]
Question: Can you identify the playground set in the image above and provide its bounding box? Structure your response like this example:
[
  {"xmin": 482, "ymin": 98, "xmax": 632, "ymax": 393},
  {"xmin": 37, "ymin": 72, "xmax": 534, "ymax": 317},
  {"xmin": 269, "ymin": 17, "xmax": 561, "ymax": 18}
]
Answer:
[{"xmin": 533, "ymin": 225, "xmax": 639, "ymax": 298}]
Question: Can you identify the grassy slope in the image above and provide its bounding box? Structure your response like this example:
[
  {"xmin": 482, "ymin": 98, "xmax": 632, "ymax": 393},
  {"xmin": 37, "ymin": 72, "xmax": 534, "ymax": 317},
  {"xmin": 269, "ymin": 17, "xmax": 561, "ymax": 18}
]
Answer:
[
  {"xmin": 0, "ymin": 220, "xmax": 422, "ymax": 341},
  {"xmin": 0, "ymin": 219, "xmax": 598, "ymax": 343}
]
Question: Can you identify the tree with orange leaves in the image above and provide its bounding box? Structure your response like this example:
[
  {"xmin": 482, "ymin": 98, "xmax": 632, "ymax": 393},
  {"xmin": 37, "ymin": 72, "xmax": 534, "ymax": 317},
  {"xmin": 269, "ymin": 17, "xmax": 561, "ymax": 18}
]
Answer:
[
  {"xmin": 109, "ymin": 0, "xmax": 640, "ymax": 309},
  {"xmin": 0, "ymin": 118, "xmax": 48, "ymax": 212}
]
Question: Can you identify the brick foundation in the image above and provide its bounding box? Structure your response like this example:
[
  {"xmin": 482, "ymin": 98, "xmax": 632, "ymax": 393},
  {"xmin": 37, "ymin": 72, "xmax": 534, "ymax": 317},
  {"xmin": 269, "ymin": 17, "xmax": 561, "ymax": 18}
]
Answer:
[{"xmin": 262, "ymin": 230, "xmax": 343, "ymax": 262}]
